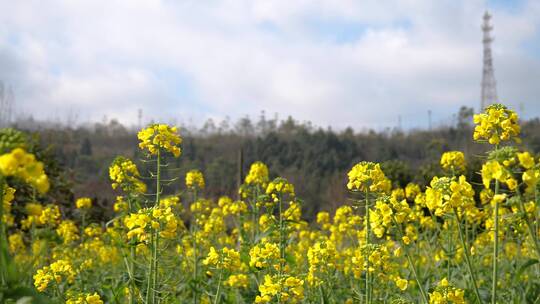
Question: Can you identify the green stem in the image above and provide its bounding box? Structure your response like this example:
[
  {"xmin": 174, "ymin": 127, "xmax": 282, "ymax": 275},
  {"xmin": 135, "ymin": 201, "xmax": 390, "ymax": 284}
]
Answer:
[
  {"xmin": 254, "ymin": 186, "xmax": 260, "ymax": 243},
  {"xmin": 447, "ymin": 220, "xmax": 451, "ymax": 280},
  {"xmin": 392, "ymin": 217, "xmax": 429, "ymax": 304},
  {"xmin": 492, "ymin": 178, "xmax": 499, "ymax": 304},
  {"xmin": 129, "ymin": 244, "xmax": 136, "ymax": 304},
  {"xmin": 319, "ymin": 284, "xmax": 326, "ymax": 304},
  {"xmin": 192, "ymin": 188, "xmax": 199, "ymax": 304},
  {"xmin": 127, "ymin": 195, "xmax": 136, "ymax": 304},
  {"xmin": 54, "ymin": 280, "xmax": 65, "ymax": 301},
  {"xmin": 453, "ymin": 208, "xmax": 483, "ymax": 304},
  {"xmin": 0, "ymin": 176, "xmax": 6, "ymax": 287},
  {"xmin": 152, "ymin": 230, "xmax": 159, "ymax": 304},
  {"xmin": 213, "ymin": 268, "xmax": 223, "ymax": 304},
  {"xmin": 82, "ymin": 212, "xmax": 86, "ymax": 229},
  {"xmin": 365, "ymin": 189, "xmax": 371, "ymax": 304},
  {"xmin": 146, "ymin": 149, "xmax": 162, "ymax": 304},
  {"xmin": 153, "ymin": 150, "xmax": 162, "ymax": 304},
  {"xmin": 278, "ymin": 193, "xmax": 284, "ymax": 304},
  {"xmin": 145, "ymin": 231, "xmax": 155, "ymax": 303},
  {"xmin": 155, "ymin": 149, "xmax": 161, "ymax": 205}
]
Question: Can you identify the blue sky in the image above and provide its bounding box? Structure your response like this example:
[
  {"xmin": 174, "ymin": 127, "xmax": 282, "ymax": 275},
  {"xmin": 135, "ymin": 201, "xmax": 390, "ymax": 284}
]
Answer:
[{"xmin": 0, "ymin": 0, "xmax": 539, "ymax": 130}]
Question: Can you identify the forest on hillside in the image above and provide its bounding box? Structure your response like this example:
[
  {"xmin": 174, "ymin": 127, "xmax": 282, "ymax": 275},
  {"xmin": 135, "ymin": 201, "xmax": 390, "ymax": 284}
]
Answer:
[{"xmin": 12, "ymin": 106, "xmax": 540, "ymax": 219}]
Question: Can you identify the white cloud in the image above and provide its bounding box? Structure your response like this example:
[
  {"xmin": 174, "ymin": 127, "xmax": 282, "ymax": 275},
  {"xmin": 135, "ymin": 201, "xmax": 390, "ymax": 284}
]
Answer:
[{"xmin": 0, "ymin": 0, "xmax": 538, "ymax": 129}]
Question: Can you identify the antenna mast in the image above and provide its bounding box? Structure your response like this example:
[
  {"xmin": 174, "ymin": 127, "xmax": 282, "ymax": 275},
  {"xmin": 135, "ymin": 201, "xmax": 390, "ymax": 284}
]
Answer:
[{"xmin": 480, "ymin": 11, "xmax": 498, "ymax": 112}]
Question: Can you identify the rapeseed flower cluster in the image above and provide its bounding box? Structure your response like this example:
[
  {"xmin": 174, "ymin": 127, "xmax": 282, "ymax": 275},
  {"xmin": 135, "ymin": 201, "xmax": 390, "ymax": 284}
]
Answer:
[
  {"xmin": 33, "ymin": 259, "xmax": 76, "ymax": 292},
  {"xmin": 203, "ymin": 246, "xmax": 241, "ymax": 271},
  {"xmin": 473, "ymin": 103, "xmax": 520, "ymax": 145},
  {"xmin": 75, "ymin": 197, "xmax": 92, "ymax": 209},
  {"xmin": 109, "ymin": 156, "xmax": 147, "ymax": 193},
  {"xmin": 218, "ymin": 196, "xmax": 247, "ymax": 216},
  {"xmin": 249, "ymin": 242, "xmax": 280, "ymax": 269},
  {"xmin": 347, "ymin": 161, "xmax": 391, "ymax": 193},
  {"xmin": 266, "ymin": 177, "xmax": 295, "ymax": 204},
  {"xmin": 0, "ymin": 147, "xmax": 49, "ymax": 193},
  {"xmin": 137, "ymin": 123, "xmax": 182, "ymax": 157},
  {"xmin": 255, "ymin": 275, "xmax": 304, "ymax": 304},
  {"xmin": 440, "ymin": 151, "xmax": 466, "ymax": 173},
  {"xmin": 425, "ymin": 176, "xmax": 475, "ymax": 216},
  {"xmin": 245, "ymin": 161, "xmax": 270, "ymax": 186},
  {"xmin": 124, "ymin": 206, "xmax": 179, "ymax": 241},
  {"xmin": 186, "ymin": 169, "xmax": 205, "ymax": 189},
  {"xmin": 66, "ymin": 293, "xmax": 104, "ymax": 304},
  {"xmin": 428, "ymin": 278, "xmax": 466, "ymax": 304},
  {"xmin": 306, "ymin": 241, "xmax": 336, "ymax": 286}
]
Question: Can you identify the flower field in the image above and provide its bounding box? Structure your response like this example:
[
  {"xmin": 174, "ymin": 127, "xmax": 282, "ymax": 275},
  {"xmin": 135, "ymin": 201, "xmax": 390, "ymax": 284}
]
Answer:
[{"xmin": 1, "ymin": 103, "xmax": 539, "ymax": 303}]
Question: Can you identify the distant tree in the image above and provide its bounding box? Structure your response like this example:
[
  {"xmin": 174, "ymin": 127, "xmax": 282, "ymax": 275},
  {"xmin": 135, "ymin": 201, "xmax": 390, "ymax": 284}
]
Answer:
[
  {"xmin": 235, "ymin": 116, "xmax": 255, "ymax": 137},
  {"xmin": 201, "ymin": 118, "xmax": 217, "ymax": 135},
  {"xmin": 108, "ymin": 119, "xmax": 128, "ymax": 136},
  {"xmin": 80, "ymin": 137, "xmax": 93, "ymax": 156},
  {"xmin": 279, "ymin": 116, "xmax": 297, "ymax": 136},
  {"xmin": 256, "ymin": 110, "xmax": 268, "ymax": 134},
  {"xmin": 218, "ymin": 116, "xmax": 231, "ymax": 134}
]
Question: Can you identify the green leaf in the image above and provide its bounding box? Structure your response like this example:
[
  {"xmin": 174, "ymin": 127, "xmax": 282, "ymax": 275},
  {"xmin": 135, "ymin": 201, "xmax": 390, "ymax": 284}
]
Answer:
[
  {"xmin": 2, "ymin": 286, "xmax": 53, "ymax": 304},
  {"xmin": 515, "ymin": 259, "xmax": 539, "ymax": 281}
]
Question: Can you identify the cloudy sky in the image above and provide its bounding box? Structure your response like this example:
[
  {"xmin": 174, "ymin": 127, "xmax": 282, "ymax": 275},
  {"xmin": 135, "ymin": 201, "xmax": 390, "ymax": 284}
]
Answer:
[{"xmin": 0, "ymin": 0, "xmax": 539, "ymax": 130}]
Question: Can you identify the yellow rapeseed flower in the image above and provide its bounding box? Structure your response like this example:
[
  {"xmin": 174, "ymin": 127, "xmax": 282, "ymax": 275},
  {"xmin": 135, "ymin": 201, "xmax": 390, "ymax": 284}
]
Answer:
[
  {"xmin": 245, "ymin": 161, "xmax": 269, "ymax": 186},
  {"xmin": 440, "ymin": 151, "xmax": 466, "ymax": 173},
  {"xmin": 249, "ymin": 242, "xmax": 280, "ymax": 269},
  {"xmin": 0, "ymin": 148, "xmax": 50, "ymax": 193},
  {"xmin": 66, "ymin": 292, "xmax": 104, "ymax": 304},
  {"xmin": 428, "ymin": 278, "xmax": 465, "ymax": 304},
  {"xmin": 186, "ymin": 169, "xmax": 205, "ymax": 189},
  {"xmin": 33, "ymin": 259, "xmax": 76, "ymax": 292},
  {"xmin": 138, "ymin": 124, "xmax": 182, "ymax": 157},
  {"xmin": 255, "ymin": 274, "xmax": 304, "ymax": 303},
  {"xmin": 203, "ymin": 246, "xmax": 241, "ymax": 271},
  {"xmin": 226, "ymin": 273, "xmax": 249, "ymax": 288},
  {"xmin": 473, "ymin": 103, "xmax": 520, "ymax": 145},
  {"xmin": 109, "ymin": 156, "xmax": 146, "ymax": 193},
  {"xmin": 266, "ymin": 177, "xmax": 295, "ymax": 204},
  {"xmin": 517, "ymin": 151, "xmax": 535, "ymax": 169},
  {"xmin": 75, "ymin": 197, "xmax": 92, "ymax": 209},
  {"xmin": 56, "ymin": 220, "xmax": 80, "ymax": 244},
  {"xmin": 347, "ymin": 161, "xmax": 391, "ymax": 193}
]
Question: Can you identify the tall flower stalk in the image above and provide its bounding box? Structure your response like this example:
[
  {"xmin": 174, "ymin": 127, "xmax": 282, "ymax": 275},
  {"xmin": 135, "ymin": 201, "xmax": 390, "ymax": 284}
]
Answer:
[
  {"xmin": 364, "ymin": 188, "xmax": 371, "ymax": 304},
  {"xmin": 137, "ymin": 124, "xmax": 182, "ymax": 304},
  {"xmin": 146, "ymin": 148, "xmax": 162, "ymax": 304},
  {"xmin": 0, "ymin": 176, "xmax": 6, "ymax": 287},
  {"xmin": 0, "ymin": 148, "xmax": 50, "ymax": 289},
  {"xmin": 186, "ymin": 169, "xmax": 205, "ymax": 304},
  {"xmin": 492, "ymin": 178, "xmax": 499, "ymax": 304},
  {"xmin": 110, "ymin": 156, "xmax": 147, "ymax": 304},
  {"xmin": 346, "ymin": 161, "xmax": 391, "ymax": 304},
  {"xmin": 191, "ymin": 187, "xmax": 199, "ymax": 304},
  {"xmin": 473, "ymin": 103, "xmax": 520, "ymax": 304},
  {"xmin": 264, "ymin": 177, "xmax": 294, "ymax": 304},
  {"xmin": 438, "ymin": 151, "xmax": 483, "ymax": 303},
  {"xmin": 241, "ymin": 161, "xmax": 269, "ymax": 245}
]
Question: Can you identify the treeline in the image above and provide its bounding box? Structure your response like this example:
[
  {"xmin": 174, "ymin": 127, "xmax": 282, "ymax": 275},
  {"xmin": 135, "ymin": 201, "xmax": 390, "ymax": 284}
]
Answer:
[{"xmin": 13, "ymin": 106, "xmax": 540, "ymax": 220}]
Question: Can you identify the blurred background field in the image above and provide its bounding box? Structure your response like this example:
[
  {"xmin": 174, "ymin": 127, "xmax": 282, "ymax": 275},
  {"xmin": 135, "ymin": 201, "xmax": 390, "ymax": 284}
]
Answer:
[{"xmin": 6, "ymin": 107, "xmax": 540, "ymax": 221}]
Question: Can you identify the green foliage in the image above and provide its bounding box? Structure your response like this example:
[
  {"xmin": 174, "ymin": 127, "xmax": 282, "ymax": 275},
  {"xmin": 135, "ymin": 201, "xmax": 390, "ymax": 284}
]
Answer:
[{"xmin": 0, "ymin": 128, "xmax": 28, "ymax": 154}]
